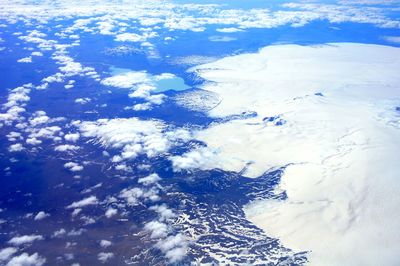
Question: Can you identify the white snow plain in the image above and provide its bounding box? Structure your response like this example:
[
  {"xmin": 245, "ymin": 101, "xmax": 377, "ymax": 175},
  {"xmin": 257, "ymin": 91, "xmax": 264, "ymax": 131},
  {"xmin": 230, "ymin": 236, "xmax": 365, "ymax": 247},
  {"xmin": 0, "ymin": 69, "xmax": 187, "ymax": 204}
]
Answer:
[{"xmin": 190, "ymin": 43, "xmax": 400, "ymax": 266}]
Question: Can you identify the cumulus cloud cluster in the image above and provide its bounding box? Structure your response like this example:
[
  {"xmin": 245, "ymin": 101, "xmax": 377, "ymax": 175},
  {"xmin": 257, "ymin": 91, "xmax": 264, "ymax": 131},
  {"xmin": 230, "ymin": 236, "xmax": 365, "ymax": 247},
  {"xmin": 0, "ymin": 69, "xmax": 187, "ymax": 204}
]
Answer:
[
  {"xmin": 101, "ymin": 71, "xmax": 185, "ymax": 110},
  {"xmin": 0, "ymin": 248, "xmax": 17, "ymax": 263},
  {"xmin": 67, "ymin": 195, "xmax": 98, "ymax": 209},
  {"xmin": 2, "ymin": 105, "xmax": 72, "ymax": 155},
  {"xmin": 34, "ymin": 211, "xmax": 50, "ymax": 221},
  {"xmin": 135, "ymin": 174, "xmax": 189, "ymax": 263},
  {"xmin": 170, "ymin": 146, "xmax": 220, "ymax": 172},
  {"xmin": 115, "ymin": 32, "xmax": 157, "ymax": 43},
  {"xmin": 119, "ymin": 186, "xmax": 160, "ymax": 205},
  {"xmin": 55, "ymin": 144, "xmax": 79, "ymax": 152},
  {"xmin": 77, "ymin": 118, "xmax": 190, "ymax": 163},
  {"xmin": 64, "ymin": 162, "xmax": 84, "ymax": 172},
  {"xmin": 16, "ymin": 28, "xmax": 100, "ymax": 95},
  {"xmin": 101, "ymin": 71, "xmax": 150, "ymax": 89},
  {"xmin": 8, "ymin": 235, "xmax": 44, "ymax": 246},
  {"xmin": 5, "ymin": 252, "xmax": 46, "ymax": 266},
  {"xmin": 61, "ymin": 116, "xmax": 193, "ymax": 262},
  {"xmin": 155, "ymin": 233, "xmax": 188, "ymax": 263},
  {"xmin": 0, "ymin": 84, "xmax": 31, "ymax": 126},
  {"xmin": 138, "ymin": 173, "xmax": 161, "ymax": 186},
  {"xmin": 0, "ymin": 27, "xmax": 97, "ymax": 159},
  {"xmin": 97, "ymin": 252, "xmax": 114, "ymax": 263},
  {"xmin": 1, "ymin": 0, "xmax": 399, "ymax": 36}
]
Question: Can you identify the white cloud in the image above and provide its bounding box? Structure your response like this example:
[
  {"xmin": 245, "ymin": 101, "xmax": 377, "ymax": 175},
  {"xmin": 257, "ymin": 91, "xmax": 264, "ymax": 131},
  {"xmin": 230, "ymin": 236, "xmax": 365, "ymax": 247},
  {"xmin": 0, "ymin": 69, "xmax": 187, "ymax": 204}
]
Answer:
[
  {"xmin": 0, "ymin": 106, "xmax": 25, "ymax": 125},
  {"xmin": 164, "ymin": 246, "xmax": 187, "ymax": 264},
  {"xmin": 216, "ymin": 27, "xmax": 243, "ymax": 33},
  {"xmin": 0, "ymin": 247, "xmax": 18, "ymax": 262},
  {"xmin": 26, "ymin": 126, "xmax": 62, "ymax": 141},
  {"xmin": 82, "ymin": 183, "xmax": 102, "ymax": 194},
  {"xmin": 125, "ymin": 83, "xmax": 166, "ymax": 110},
  {"xmin": 8, "ymin": 143, "xmax": 24, "ymax": 152},
  {"xmin": 77, "ymin": 118, "xmax": 170, "ymax": 160},
  {"xmin": 6, "ymin": 132, "xmax": 22, "ymax": 141},
  {"xmin": 5, "ymin": 86, "xmax": 31, "ymax": 107},
  {"xmin": 114, "ymin": 163, "xmax": 132, "ymax": 172},
  {"xmin": 149, "ymin": 204, "xmax": 175, "ymax": 221},
  {"xmin": 64, "ymin": 133, "xmax": 80, "ymax": 142},
  {"xmin": 81, "ymin": 215, "xmax": 96, "ymax": 225},
  {"xmin": 29, "ymin": 113, "xmax": 49, "ymax": 126},
  {"xmin": 71, "ymin": 209, "xmax": 82, "ymax": 217},
  {"xmin": 6, "ymin": 253, "xmax": 46, "ymax": 266},
  {"xmin": 338, "ymin": 0, "xmax": 400, "ymax": 4},
  {"xmin": 383, "ymin": 36, "xmax": 400, "ymax": 43},
  {"xmin": 2, "ymin": 0, "xmax": 400, "ymax": 38},
  {"xmin": 64, "ymin": 162, "xmax": 83, "ymax": 172},
  {"xmin": 138, "ymin": 173, "xmax": 161, "ymax": 186},
  {"xmin": 77, "ymin": 118, "xmax": 190, "ymax": 171},
  {"xmin": 208, "ymin": 36, "xmax": 236, "ymax": 42},
  {"xmin": 17, "ymin": 57, "xmax": 32, "ymax": 63},
  {"xmin": 34, "ymin": 211, "xmax": 49, "ymax": 221},
  {"xmin": 119, "ymin": 187, "xmax": 144, "ymax": 206},
  {"xmin": 97, "ymin": 252, "xmax": 114, "ymax": 263},
  {"xmin": 66, "ymin": 195, "xmax": 98, "ymax": 209},
  {"xmin": 144, "ymin": 220, "xmax": 169, "ymax": 239},
  {"xmin": 128, "ymin": 84, "xmax": 154, "ymax": 98},
  {"xmin": 55, "ymin": 144, "xmax": 79, "ymax": 152},
  {"xmin": 0, "ymin": 85, "xmax": 31, "ymax": 125},
  {"xmin": 119, "ymin": 143, "xmax": 143, "ymax": 160},
  {"xmin": 31, "ymin": 51, "xmax": 43, "ymax": 56},
  {"xmin": 131, "ymin": 102, "xmax": 152, "ymax": 111},
  {"xmin": 105, "ymin": 208, "xmax": 117, "ymax": 218},
  {"xmin": 75, "ymin": 98, "xmax": 90, "ymax": 104},
  {"xmin": 115, "ymin": 31, "xmax": 157, "ymax": 43},
  {"xmin": 164, "ymin": 128, "xmax": 191, "ymax": 142},
  {"xmin": 115, "ymin": 33, "xmax": 143, "ymax": 42},
  {"xmin": 26, "ymin": 138, "xmax": 42, "ymax": 145},
  {"xmin": 36, "ymin": 83, "xmax": 48, "ymax": 90},
  {"xmin": 101, "ymin": 71, "xmax": 150, "ymax": 89},
  {"xmin": 119, "ymin": 186, "xmax": 160, "ymax": 205},
  {"xmin": 155, "ymin": 234, "xmax": 188, "ymax": 263},
  {"xmin": 154, "ymin": 73, "xmax": 175, "ymax": 81},
  {"xmin": 8, "ymin": 235, "xmax": 44, "ymax": 246},
  {"xmin": 42, "ymin": 73, "xmax": 64, "ymax": 83},
  {"xmin": 146, "ymin": 94, "xmax": 165, "ymax": 105},
  {"xmin": 282, "ymin": 3, "xmax": 400, "ymax": 28},
  {"xmin": 67, "ymin": 228, "xmax": 86, "ymax": 236},
  {"xmin": 97, "ymin": 20, "xmax": 114, "ymax": 35},
  {"xmin": 99, "ymin": 240, "xmax": 112, "ymax": 248},
  {"xmin": 52, "ymin": 228, "xmax": 66, "ymax": 238},
  {"xmin": 170, "ymin": 146, "xmax": 218, "ymax": 172},
  {"xmin": 140, "ymin": 17, "xmax": 164, "ymax": 26},
  {"xmin": 59, "ymin": 61, "xmax": 83, "ymax": 76}
]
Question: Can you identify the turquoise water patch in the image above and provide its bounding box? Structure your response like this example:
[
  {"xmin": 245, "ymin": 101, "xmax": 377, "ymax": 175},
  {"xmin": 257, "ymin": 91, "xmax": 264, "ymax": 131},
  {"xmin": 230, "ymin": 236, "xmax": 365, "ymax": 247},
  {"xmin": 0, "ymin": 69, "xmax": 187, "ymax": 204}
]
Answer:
[{"xmin": 153, "ymin": 76, "xmax": 190, "ymax": 93}]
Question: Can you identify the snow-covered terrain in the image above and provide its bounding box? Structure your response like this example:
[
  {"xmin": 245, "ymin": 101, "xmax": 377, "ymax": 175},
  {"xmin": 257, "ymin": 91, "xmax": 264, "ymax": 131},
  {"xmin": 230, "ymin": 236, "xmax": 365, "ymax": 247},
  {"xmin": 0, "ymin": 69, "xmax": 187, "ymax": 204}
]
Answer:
[{"xmin": 186, "ymin": 43, "xmax": 400, "ymax": 265}]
